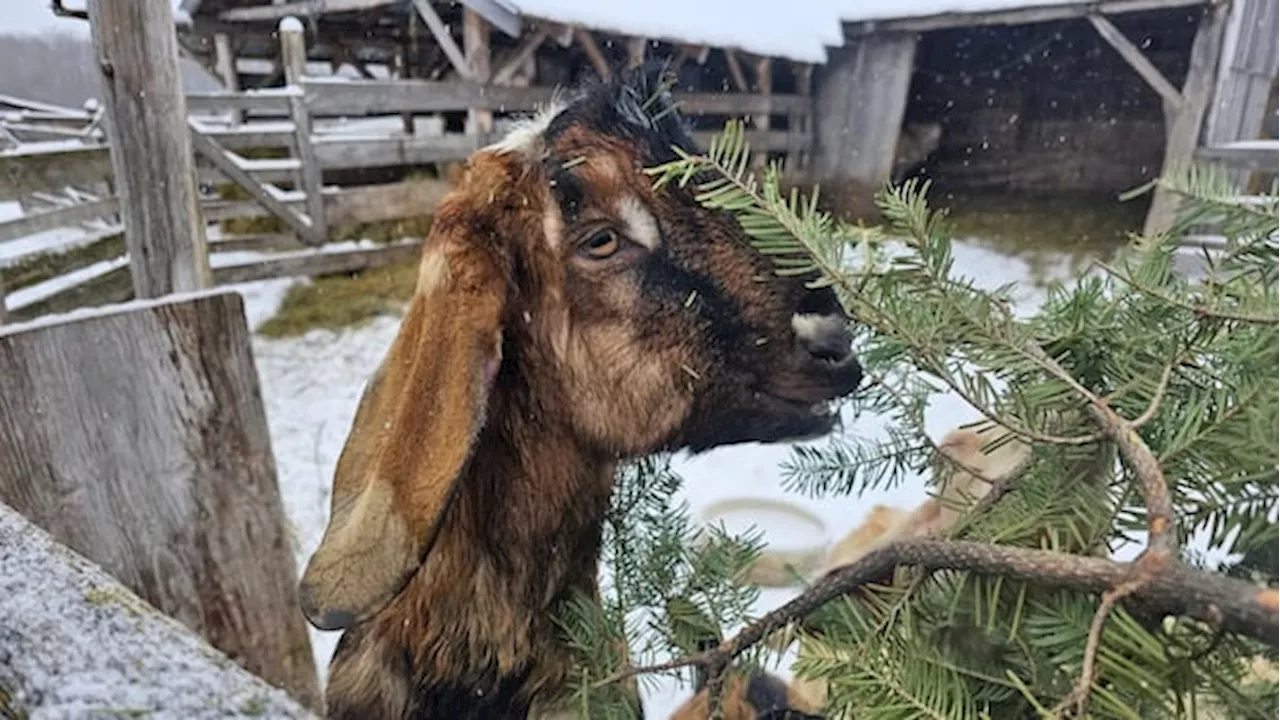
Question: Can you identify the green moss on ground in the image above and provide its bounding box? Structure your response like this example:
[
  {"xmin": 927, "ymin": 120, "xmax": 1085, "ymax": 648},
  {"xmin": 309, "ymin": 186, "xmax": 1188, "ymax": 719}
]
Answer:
[
  {"xmin": 1, "ymin": 232, "xmax": 126, "ymax": 292},
  {"xmin": 255, "ymin": 259, "xmax": 419, "ymax": 338}
]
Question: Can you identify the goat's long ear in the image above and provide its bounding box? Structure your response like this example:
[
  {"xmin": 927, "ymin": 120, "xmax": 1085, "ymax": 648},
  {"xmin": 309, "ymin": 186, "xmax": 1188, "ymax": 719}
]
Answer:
[{"xmin": 298, "ymin": 236, "xmax": 507, "ymax": 631}]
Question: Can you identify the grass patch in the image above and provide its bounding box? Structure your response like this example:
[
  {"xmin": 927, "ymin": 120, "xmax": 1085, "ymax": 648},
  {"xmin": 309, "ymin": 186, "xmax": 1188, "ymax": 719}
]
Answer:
[
  {"xmin": 255, "ymin": 259, "xmax": 419, "ymax": 338},
  {"xmin": 1, "ymin": 231, "xmax": 125, "ymax": 292}
]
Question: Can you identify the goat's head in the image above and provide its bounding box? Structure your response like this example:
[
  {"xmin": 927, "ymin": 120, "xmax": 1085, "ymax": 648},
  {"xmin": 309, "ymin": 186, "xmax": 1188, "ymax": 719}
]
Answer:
[{"xmin": 298, "ymin": 64, "xmax": 862, "ymax": 634}]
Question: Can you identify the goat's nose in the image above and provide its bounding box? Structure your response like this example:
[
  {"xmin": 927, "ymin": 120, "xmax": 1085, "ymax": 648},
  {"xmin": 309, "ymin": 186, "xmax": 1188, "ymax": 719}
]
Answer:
[{"xmin": 791, "ymin": 313, "xmax": 856, "ymax": 363}]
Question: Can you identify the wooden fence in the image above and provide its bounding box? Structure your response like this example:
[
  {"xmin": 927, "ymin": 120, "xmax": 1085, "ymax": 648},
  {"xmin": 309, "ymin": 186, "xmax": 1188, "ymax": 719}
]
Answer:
[
  {"xmin": 0, "ymin": 290, "xmax": 322, "ymax": 711},
  {"xmin": 0, "ymin": 30, "xmax": 811, "ymax": 324}
]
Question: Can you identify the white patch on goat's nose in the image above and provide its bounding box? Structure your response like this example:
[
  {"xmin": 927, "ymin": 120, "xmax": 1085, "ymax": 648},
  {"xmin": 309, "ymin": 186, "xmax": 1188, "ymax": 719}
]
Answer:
[
  {"xmin": 791, "ymin": 313, "xmax": 849, "ymax": 345},
  {"xmin": 616, "ymin": 196, "xmax": 660, "ymax": 250}
]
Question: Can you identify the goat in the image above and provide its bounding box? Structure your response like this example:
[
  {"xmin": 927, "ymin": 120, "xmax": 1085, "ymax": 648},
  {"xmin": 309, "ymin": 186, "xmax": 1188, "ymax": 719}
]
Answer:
[{"xmin": 296, "ymin": 63, "xmax": 864, "ymax": 720}]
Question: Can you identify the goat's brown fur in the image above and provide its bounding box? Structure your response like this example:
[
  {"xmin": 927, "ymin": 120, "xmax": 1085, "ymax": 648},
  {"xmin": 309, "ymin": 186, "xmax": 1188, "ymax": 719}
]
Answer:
[{"xmin": 299, "ymin": 64, "xmax": 863, "ymax": 719}]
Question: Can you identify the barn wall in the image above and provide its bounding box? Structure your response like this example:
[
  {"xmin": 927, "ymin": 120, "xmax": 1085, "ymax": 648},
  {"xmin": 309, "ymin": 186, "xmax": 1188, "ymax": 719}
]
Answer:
[{"xmin": 904, "ymin": 6, "xmax": 1203, "ymax": 196}]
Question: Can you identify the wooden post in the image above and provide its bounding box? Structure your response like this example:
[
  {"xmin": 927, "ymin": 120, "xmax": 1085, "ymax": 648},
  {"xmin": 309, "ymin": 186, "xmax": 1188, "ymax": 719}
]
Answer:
[
  {"xmin": 88, "ymin": 0, "xmax": 211, "ymax": 299},
  {"xmin": 626, "ymin": 37, "xmax": 647, "ymax": 70},
  {"xmin": 813, "ymin": 32, "xmax": 918, "ymax": 188},
  {"xmin": 0, "ymin": 274, "xmax": 8, "ymax": 325},
  {"xmin": 464, "ymin": 8, "xmax": 493, "ymax": 136},
  {"xmin": 1143, "ymin": 1, "xmax": 1231, "ymax": 237},
  {"xmin": 280, "ymin": 16, "xmax": 328, "ymax": 246},
  {"xmin": 0, "ymin": 291, "xmax": 322, "ymax": 712},
  {"xmin": 790, "ymin": 62, "xmax": 814, "ymax": 177},
  {"xmin": 213, "ymin": 32, "xmax": 242, "ymax": 127},
  {"xmin": 752, "ymin": 56, "xmax": 773, "ymax": 173}
]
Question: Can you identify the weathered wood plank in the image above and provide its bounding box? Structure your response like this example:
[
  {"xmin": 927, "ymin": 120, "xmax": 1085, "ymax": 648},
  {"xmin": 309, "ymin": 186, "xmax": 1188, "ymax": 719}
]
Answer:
[
  {"xmin": 185, "ymin": 91, "xmax": 293, "ymax": 114},
  {"xmin": 1195, "ymin": 141, "xmax": 1280, "ymax": 171},
  {"xmin": 1144, "ymin": 2, "xmax": 1232, "ymax": 236},
  {"xmin": 0, "ymin": 144, "xmax": 112, "ymax": 202},
  {"xmin": 492, "ymin": 26, "xmax": 550, "ymax": 85},
  {"xmin": 575, "ymin": 28, "xmax": 612, "ymax": 81},
  {"xmin": 465, "ymin": 8, "xmax": 495, "ymax": 134},
  {"xmin": 300, "ymin": 79, "xmax": 810, "ymax": 116},
  {"xmin": 814, "ymin": 31, "xmax": 917, "ymax": 186},
  {"xmin": 1087, "ymin": 13, "xmax": 1184, "ymax": 110},
  {"xmin": 0, "ymin": 196, "xmax": 119, "ymax": 245},
  {"xmin": 0, "ymin": 291, "xmax": 321, "ymax": 711},
  {"xmin": 212, "ymin": 239, "xmax": 421, "ymax": 284},
  {"xmin": 89, "ymin": 0, "xmax": 211, "ymax": 298},
  {"xmin": 324, "ymin": 178, "xmax": 448, "ymax": 226},
  {"xmin": 204, "ymin": 179, "xmax": 449, "ymax": 226},
  {"xmin": 189, "ymin": 120, "xmax": 316, "ymax": 240},
  {"xmin": 0, "ymin": 500, "xmax": 318, "ymax": 718},
  {"xmin": 280, "ymin": 17, "xmax": 328, "ymax": 247},
  {"xmin": 219, "ymin": 0, "xmax": 394, "ymax": 22},
  {"xmin": 412, "ymin": 0, "xmax": 472, "ymax": 79}
]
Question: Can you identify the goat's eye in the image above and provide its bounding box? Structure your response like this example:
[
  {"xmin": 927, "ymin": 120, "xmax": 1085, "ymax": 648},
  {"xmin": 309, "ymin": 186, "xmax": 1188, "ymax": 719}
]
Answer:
[{"xmin": 579, "ymin": 229, "xmax": 621, "ymax": 260}]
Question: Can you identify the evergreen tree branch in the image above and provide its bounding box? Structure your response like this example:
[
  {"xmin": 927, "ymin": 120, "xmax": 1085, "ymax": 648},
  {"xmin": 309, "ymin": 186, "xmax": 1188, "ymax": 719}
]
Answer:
[
  {"xmin": 1051, "ymin": 576, "xmax": 1146, "ymax": 718},
  {"xmin": 596, "ymin": 540, "xmax": 1278, "ymax": 696},
  {"xmin": 1097, "ymin": 261, "xmax": 1280, "ymax": 326},
  {"xmin": 1020, "ymin": 342, "xmax": 1177, "ymax": 566}
]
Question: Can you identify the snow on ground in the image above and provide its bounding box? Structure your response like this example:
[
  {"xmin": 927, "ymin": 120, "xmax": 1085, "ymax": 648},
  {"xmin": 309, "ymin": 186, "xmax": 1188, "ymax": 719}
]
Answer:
[{"xmin": 233, "ymin": 236, "xmax": 1136, "ymax": 716}]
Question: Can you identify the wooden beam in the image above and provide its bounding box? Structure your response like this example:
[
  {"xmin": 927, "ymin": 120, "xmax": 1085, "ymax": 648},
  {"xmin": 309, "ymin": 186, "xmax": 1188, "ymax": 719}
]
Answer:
[
  {"xmin": 0, "ymin": 196, "xmax": 119, "ymax": 244},
  {"xmin": 492, "ymin": 26, "xmax": 549, "ymax": 86},
  {"xmin": 813, "ymin": 32, "xmax": 918, "ymax": 186},
  {"xmin": 723, "ymin": 49, "xmax": 749, "ymax": 92},
  {"xmin": 457, "ymin": 0, "xmax": 522, "ymax": 38},
  {"xmin": 1144, "ymin": 2, "xmax": 1232, "ymax": 236},
  {"xmin": 187, "ymin": 119, "xmax": 316, "ymax": 240},
  {"xmin": 464, "ymin": 7, "xmax": 494, "ymax": 134},
  {"xmin": 1196, "ymin": 141, "xmax": 1280, "ymax": 172},
  {"xmin": 1087, "ymin": 14, "xmax": 1184, "ymax": 111},
  {"xmin": 220, "ymin": 0, "xmax": 395, "ymax": 22},
  {"xmin": 280, "ymin": 17, "xmax": 328, "ymax": 246},
  {"xmin": 575, "ymin": 28, "xmax": 612, "ymax": 81},
  {"xmin": 298, "ymin": 79, "xmax": 810, "ymax": 115},
  {"xmin": 548, "ymin": 22, "xmax": 575, "ymax": 48},
  {"xmin": 212, "ymin": 240, "xmax": 421, "ymax": 285},
  {"xmin": 626, "ymin": 37, "xmax": 647, "ymax": 70},
  {"xmin": 685, "ymin": 44, "xmax": 711, "ymax": 65},
  {"xmin": 412, "ymin": 0, "xmax": 473, "ymax": 80},
  {"xmin": 842, "ymin": 0, "xmax": 1208, "ymax": 36},
  {"xmin": 88, "ymin": 0, "xmax": 211, "ymax": 299},
  {"xmin": 0, "ymin": 291, "xmax": 322, "ymax": 713},
  {"xmin": 752, "ymin": 56, "xmax": 773, "ymax": 171},
  {"xmin": 212, "ymin": 33, "xmax": 242, "ymax": 126}
]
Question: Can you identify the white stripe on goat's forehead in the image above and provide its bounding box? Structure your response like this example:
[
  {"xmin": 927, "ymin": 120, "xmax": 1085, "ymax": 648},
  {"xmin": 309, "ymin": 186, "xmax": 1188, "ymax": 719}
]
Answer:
[
  {"xmin": 617, "ymin": 196, "xmax": 660, "ymax": 250},
  {"xmin": 486, "ymin": 97, "xmax": 569, "ymax": 158}
]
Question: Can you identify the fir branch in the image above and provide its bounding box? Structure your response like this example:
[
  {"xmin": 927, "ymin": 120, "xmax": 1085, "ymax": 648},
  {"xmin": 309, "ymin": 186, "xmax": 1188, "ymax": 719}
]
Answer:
[
  {"xmin": 597, "ymin": 540, "xmax": 1279, "ymax": 692},
  {"xmin": 1021, "ymin": 342, "xmax": 1178, "ymax": 566},
  {"xmin": 1097, "ymin": 260, "xmax": 1280, "ymax": 326}
]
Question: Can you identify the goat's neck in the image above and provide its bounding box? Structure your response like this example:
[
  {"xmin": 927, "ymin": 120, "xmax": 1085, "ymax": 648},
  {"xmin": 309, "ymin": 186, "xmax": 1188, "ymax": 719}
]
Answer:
[{"xmin": 376, "ymin": 394, "xmax": 616, "ymax": 709}]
